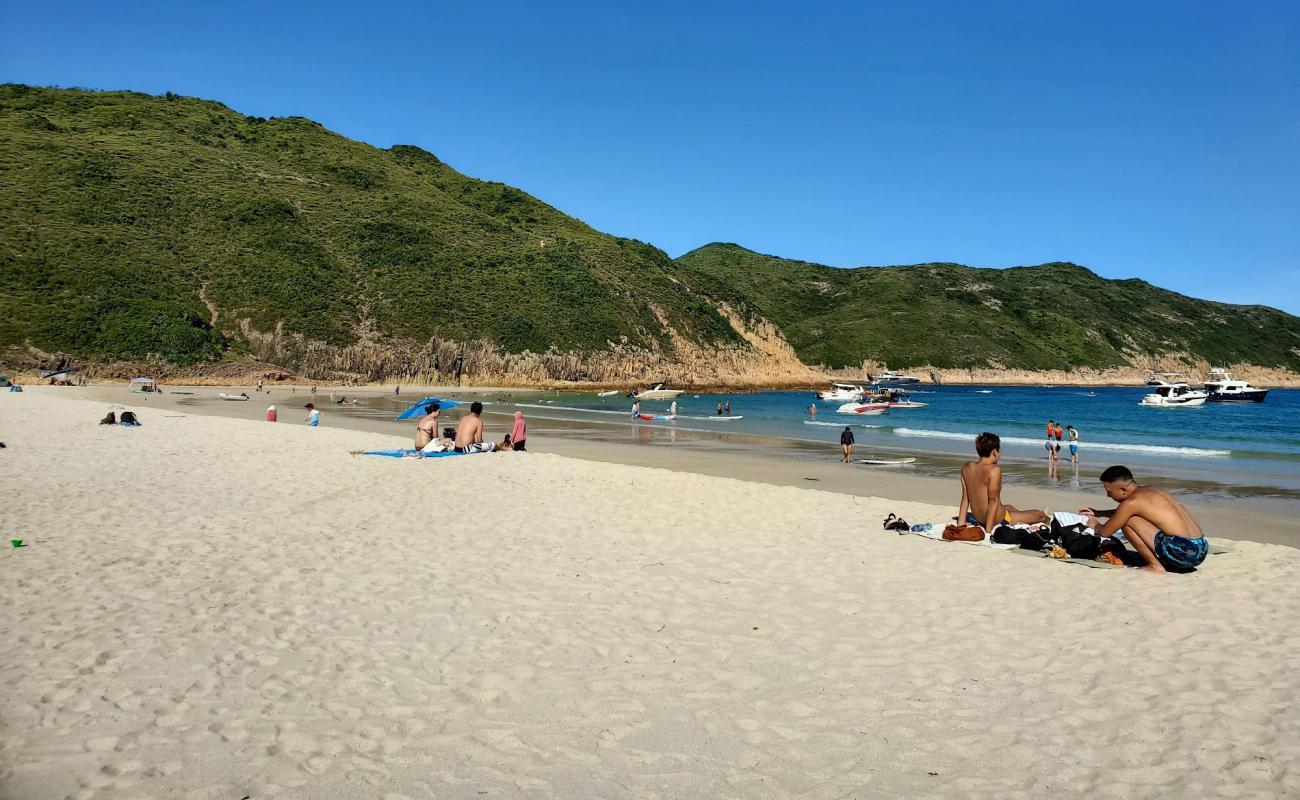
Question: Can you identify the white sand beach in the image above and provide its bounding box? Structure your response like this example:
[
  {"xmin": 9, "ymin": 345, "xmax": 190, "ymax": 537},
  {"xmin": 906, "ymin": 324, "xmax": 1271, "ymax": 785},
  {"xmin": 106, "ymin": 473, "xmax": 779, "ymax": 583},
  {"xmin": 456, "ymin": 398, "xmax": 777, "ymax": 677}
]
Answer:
[{"xmin": 2, "ymin": 391, "xmax": 1299, "ymax": 799}]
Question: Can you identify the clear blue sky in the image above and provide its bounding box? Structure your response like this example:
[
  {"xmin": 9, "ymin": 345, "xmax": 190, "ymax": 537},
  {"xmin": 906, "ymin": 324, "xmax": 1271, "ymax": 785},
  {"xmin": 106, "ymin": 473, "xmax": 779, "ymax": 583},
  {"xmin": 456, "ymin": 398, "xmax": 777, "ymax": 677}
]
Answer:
[{"xmin": 4, "ymin": 1, "xmax": 1298, "ymax": 313}]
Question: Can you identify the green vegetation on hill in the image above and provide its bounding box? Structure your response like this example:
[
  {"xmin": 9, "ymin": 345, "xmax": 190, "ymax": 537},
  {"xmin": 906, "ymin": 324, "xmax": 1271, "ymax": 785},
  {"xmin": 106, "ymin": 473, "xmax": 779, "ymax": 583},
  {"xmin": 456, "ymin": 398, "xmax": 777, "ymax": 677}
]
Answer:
[
  {"xmin": 0, "ymin": 84, "xmax": 741, "ymax": 368},
  {"xmin": 3, "ymin": 85, "xmax": 1297, "ymax": 377},
  {"xmin": 676, "ymin": 243, "xmax": 1300, "ymax": 371}
]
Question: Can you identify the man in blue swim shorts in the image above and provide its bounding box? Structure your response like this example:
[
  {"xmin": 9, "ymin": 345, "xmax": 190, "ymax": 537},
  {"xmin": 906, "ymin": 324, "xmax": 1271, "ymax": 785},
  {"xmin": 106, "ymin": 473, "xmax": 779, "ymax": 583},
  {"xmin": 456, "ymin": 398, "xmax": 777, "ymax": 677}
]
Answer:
[{"xmin": 1080, "ymin": 465, "xmax": 1209, "ymax": 573}]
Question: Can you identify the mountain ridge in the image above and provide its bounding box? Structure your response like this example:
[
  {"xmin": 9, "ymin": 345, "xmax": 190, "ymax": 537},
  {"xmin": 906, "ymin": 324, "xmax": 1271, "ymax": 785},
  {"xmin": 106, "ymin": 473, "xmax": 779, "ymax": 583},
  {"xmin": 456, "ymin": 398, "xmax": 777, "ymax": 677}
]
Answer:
[{"xmin": 3, "ymin": 84, "xmax": 1298, "ymax": 384}]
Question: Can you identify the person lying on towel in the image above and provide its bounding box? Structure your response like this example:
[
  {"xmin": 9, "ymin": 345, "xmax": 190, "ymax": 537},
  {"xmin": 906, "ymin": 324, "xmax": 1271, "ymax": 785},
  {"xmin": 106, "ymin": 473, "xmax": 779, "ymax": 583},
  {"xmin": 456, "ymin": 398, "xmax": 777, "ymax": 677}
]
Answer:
[
  {"xmin": 957, "ymin": 432, "xmax": 1050, "ymax": 530},
  {"xmin": 453, "ymin": 401, "xmax": 496, "ymax": 454},
  {"xmin": 1081, "ymin": 465, "xmax": 1209, "ymax": 574}
]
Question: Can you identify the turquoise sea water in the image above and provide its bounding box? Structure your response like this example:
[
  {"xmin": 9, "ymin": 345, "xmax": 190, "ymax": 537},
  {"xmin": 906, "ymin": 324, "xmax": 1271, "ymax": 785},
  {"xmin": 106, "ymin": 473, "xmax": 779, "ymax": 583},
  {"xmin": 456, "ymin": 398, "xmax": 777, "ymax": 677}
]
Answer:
[{"xmin": 494, "ymin": 385, "xmax": 1300, "ymax": 499}]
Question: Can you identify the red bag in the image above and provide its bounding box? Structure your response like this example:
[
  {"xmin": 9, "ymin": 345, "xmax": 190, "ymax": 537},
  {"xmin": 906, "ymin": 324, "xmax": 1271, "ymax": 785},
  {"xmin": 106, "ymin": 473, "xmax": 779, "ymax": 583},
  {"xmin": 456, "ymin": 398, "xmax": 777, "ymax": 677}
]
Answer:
[{"xmin": 942, "ymin": 524, "xmax": 985, "ymax": 542}]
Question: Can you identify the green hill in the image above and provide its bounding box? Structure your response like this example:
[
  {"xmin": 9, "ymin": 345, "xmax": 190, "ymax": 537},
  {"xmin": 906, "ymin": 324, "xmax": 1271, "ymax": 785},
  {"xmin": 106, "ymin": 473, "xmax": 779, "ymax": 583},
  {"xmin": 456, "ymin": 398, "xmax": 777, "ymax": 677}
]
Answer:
[
  {"xmin": 0, "ymin": 84, "xmax": 742, "ymax": 374},
  {"xmin": 676, "ymin": 243, "xmax": 1300, "ymax": 371},
  {"xmin": 3, "ymin": 84, "xmax": 1297, "ymax": 381}
]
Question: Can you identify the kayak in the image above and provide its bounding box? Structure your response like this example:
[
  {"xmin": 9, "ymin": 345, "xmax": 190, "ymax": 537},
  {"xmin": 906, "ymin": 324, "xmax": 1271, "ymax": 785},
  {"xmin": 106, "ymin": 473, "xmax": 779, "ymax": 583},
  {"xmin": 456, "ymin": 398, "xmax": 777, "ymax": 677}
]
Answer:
[{"xmin": 637, "ymin": 414, "xmax": 676, "ymax": 421}]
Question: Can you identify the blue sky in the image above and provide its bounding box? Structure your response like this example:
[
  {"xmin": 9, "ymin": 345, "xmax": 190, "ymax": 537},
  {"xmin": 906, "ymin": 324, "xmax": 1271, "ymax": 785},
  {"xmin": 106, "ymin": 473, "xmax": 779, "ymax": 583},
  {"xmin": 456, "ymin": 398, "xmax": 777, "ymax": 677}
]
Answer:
[{"xmin": 3, "ymin": 1, "xmax": 1298, "ymax": 313}]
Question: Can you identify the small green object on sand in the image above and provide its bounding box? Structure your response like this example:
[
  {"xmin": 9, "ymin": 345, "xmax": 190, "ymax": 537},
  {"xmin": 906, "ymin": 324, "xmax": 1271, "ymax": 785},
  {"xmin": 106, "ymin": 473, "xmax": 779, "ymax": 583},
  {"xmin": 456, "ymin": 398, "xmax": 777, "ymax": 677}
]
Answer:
[{"xmin": 11, "ymin": 539, "xmax": 24, "ymax": 548}]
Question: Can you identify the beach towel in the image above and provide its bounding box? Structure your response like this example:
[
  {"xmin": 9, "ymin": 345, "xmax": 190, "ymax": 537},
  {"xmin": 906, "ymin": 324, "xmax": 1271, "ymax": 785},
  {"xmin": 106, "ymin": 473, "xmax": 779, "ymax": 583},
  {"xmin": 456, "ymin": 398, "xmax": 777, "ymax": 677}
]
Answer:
[{"xmin": 363, "ymin": 448, "xmax": 465, "ymax": 459}]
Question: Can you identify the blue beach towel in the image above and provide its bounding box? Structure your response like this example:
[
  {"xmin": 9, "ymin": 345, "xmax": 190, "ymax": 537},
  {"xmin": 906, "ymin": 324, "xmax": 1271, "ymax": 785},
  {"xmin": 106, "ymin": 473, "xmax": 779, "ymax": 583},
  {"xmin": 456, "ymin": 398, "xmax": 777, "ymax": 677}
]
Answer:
[{"xmin": 363, "ymin": 448, "xmax": 465, "ymax": 459}]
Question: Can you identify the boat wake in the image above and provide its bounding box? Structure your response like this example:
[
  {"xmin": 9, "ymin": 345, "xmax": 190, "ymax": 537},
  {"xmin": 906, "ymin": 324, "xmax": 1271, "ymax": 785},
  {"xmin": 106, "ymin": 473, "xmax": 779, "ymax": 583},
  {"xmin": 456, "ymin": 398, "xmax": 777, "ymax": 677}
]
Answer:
[{"xmin": 892, "ymin": 427, "xmax": 1231, "ymax": 457}]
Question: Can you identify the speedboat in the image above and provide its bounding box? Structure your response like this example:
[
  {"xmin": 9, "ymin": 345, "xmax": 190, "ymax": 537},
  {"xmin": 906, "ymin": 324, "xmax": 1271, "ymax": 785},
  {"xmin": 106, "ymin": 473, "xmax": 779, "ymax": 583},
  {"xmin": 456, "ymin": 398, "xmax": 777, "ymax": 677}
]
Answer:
[
  {"xmin": 871, "ymin": 369, "xmax": 921, "ymax": 386},
  {"xmin": 817, "ymin": 383, "xmax": 866, "ymax": 402},
  {"xmin": 1139, "ymin": 383, "xmax": 1207, "ymax": 407},
  {"xmin": 1202, "ymin": 368, "xmax": 1268, "ymax": 403},
  {"xmin": 871, "ymin": 388, "xmax": 927, "ymax": 409},
  {"xmin": 836, "ymin": 401, "xmax": 890, "ymax": 415},
  {"xmin": 634, "ymin": 384, "xmax": 685, "ymax": 400},
  {"xmin": 597, "ymin": 390, "xmax": 619, "ymax": 397}
]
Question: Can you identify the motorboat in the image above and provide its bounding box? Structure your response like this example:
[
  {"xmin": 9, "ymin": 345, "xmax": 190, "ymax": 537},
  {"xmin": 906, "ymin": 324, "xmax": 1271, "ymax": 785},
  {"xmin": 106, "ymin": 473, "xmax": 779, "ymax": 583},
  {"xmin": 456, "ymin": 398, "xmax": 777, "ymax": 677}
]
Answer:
[
  {"xmin": 633, "ymin": 384, "xmax": 685, "ymax": 400},
  {"xmin": 871, "ymin": 388, "xmax": 927, "ymax": 409},
  {"xmin": 1145, "ymin": 372, "xmax": 1185, "ymax": 387},
  {"xmin": 1202, "ymin": 368, "xmax": 1268, "ymax": 403},
  {"xmin": 1139, "ymin": 383, "xmax": 1207, "ymax": 407},
  {"xmin": 597, "ymin": 390, "xmax": 619, "ymax": 397},
  {"xmin": 816, "ymin": 383, "xmax": 866, "ymax": 402},
  {"xmin": 836, "ymin": 401, "xmax": 890, "ymax": 415},
  {"xmin": 871, "ymin": 369, "xmax": 922, "ymax": 386}
]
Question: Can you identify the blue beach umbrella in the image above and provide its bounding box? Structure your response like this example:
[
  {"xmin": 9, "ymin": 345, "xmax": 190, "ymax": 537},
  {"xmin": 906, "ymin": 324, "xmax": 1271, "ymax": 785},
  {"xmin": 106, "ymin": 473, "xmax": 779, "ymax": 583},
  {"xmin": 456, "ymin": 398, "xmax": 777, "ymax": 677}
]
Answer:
[{"xmin": 395, "ymin": 397, "xmax": 461, "ymax": 420}]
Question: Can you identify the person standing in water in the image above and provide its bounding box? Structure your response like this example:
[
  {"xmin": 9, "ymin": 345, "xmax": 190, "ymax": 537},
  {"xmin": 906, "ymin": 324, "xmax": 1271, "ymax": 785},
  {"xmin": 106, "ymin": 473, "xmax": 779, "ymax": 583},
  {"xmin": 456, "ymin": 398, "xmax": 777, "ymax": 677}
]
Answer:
[
  {"xmin": 724, "ymin": 400, "xmax": 731, "ymax": 416},
  {"xmin": 716, "ymin": 400, "xmax": 724, "ymax": 416},
  {"xmin": 631, "ymin": 399, "xmax": 641, "ymax": 419},
  {"xmin": 1067, "ymin": 425, "xmax": 1079, "ymax": 463},
  {"xmin": 670, "ymin": 400, "xmax": 677, "ymax": 417},
  {"xmin": 840, "ymin": 426, "xmax": 855, "ymax": 462},
  {"xmin": 809, "ymin": 402, "xmax": 817, "ymax": 418}
]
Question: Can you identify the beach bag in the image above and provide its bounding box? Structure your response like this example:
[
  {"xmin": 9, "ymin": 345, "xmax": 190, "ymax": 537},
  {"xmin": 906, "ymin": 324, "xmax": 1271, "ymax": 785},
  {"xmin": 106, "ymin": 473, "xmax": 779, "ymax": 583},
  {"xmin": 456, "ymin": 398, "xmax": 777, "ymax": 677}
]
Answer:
[
  {"xmin": 990, "ymin": 524, "xmax": 1026, "ymax": 545},
  {"xmin": 442, "ymin": 426, "xmax": 457, "ymax": 440},
  {"xmin": 942, "ymin": 524, "xmax": 984, "ymax": 541},
  {"xmin": 119, "ymin": 411, "xmax": 140, "ymax": 426},
  {"xmin": 99, "ymin": 412, "xmax": 117, "ymax": 425}
]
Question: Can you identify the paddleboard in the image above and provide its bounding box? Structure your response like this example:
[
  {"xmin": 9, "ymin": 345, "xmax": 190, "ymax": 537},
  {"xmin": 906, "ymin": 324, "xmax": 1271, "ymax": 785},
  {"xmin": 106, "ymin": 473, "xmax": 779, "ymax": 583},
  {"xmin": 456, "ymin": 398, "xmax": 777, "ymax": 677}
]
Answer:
[
  {"xmin": 858, "ymin": 457, "xmax": 916, "ymax": 466},
  {"xmin": 705, "ymin": 415, "xmax": 743, "ymax": 421}
]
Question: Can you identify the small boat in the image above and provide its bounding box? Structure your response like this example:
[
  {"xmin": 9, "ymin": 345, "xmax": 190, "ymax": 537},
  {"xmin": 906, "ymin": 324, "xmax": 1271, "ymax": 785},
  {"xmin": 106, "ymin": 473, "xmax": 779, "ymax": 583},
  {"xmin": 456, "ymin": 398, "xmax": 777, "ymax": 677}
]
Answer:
[
  {"xmin": 1202, "ymin": 368, "xmax": 1268, "ymax": 403},
  {"xmin": 871, "ymin": 369, "xmax": 922, "ymax": 386},
  {"xmin": 871, "ymin": 389, "xmax": 927, "ymax": 408},
  {"xmin": 816, "ymin": 383, "xmax": 866, "ymax": 402},
  {"xmin": 975, "ymin": 389, "xmax": 993, "ymax": 394},
  {"xmin": 836, "ymin": 402, "xmax": 890, "ymax": 415},
  {"xmin": 634, "ymin": 384, "xmax": 685, "ymax": 400},
  {"xmin": 218, "ymin": 392, "xmax": 250, "ymax": 401},
  {"xmin": 597, "ymin": 390, "xmax": 619, "ymax": 397},
  {"xmin": 1139, "ymin": 383, "xmax": 1207, "ymax": 407}
]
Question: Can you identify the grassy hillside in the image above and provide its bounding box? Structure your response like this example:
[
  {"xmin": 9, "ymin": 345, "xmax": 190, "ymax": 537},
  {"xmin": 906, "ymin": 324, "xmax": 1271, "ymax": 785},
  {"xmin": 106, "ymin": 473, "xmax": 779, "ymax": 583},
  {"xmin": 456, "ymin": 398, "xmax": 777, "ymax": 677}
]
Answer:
[
  {"xmin": 0, "ymin": 85, "xmax": 740, "ymax": 368},
  {"xmin": 676, "ymin": 243, "xmax": 1300, "ymax": 371}
]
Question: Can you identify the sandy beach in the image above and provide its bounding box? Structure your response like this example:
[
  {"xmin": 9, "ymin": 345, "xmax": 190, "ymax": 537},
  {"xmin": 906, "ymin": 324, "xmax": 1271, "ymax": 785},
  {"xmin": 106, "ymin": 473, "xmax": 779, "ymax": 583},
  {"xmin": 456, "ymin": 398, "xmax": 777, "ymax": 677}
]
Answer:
[{"xmin": 3, "ymin": 390, "xmax": 1299, "ymax": 798}]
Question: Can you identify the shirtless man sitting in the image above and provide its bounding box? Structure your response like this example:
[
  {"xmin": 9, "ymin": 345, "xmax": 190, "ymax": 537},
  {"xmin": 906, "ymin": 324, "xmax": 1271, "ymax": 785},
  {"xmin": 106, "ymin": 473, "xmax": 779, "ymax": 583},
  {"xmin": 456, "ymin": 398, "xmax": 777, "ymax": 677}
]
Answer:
[
  {"xmin": 454, "ymin": 401, "xmax": 496, "ymax": 454},
  {"xmin": 957, "ymin": 432, "xmax": 1050, "ymax": 530},
  {"xmin": 1081, "ymin": 465, "xmax": 1208, "ymax": 573}
]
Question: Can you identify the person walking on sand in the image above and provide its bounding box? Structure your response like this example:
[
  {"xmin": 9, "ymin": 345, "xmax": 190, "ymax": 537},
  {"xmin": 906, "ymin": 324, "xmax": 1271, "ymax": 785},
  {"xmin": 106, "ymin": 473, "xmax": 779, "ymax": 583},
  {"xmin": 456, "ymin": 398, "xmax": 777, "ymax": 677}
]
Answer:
[
  {"xmin": 840, "ymin": 426, "xmax": 855, "ymax": 462},
  {"xmin": 1067, "ymin": 424, "xmax": 1079, "ymax": 463},
  {"xmin": 510, "ymin": 410, "xmax": 527, "ymax": 452},
  {"xmin": 958, "ymin": 432, "xmax": 1050, "ymax": 530},
  {"xmin": 1081, "ymin": 465, "xmax": 1209, "ymax": 573},
  {"xmin": 305, "ymin": 403, "xmax": 319, "ymax": 427}
]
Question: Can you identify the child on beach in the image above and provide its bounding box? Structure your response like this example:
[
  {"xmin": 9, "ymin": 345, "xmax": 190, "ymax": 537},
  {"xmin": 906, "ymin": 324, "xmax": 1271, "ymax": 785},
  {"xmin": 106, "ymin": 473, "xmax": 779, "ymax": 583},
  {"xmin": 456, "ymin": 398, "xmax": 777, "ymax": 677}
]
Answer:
[
  {"xmin": 305, "ymin": 403, "xmax": 319, "ymax": 427},
  {"xmin": 959, "ymin": 432, "xmax": 1050, "ymax": 530}
]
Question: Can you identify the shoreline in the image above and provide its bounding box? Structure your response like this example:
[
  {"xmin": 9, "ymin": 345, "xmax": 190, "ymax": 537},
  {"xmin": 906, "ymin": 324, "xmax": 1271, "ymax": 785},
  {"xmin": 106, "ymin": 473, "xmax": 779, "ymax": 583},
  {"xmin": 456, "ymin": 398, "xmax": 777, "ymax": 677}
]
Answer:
[{"xmin": 54, "ymin": 383, "xmax": 1300, "ymax": 549}]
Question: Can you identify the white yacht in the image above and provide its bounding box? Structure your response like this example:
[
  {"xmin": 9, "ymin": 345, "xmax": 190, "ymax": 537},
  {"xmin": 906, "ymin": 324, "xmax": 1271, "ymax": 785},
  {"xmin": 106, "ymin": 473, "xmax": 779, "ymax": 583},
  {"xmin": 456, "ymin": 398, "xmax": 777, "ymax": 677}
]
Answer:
[
  {"xmin": 1139, "ymin": 383, "xmax": 1208, "ymax": 407},
  {"xmin": 872, "ymin": 369, "xmax": 922, "ymax": 386},
  {"xmin": 1202, "ymin": 368, "xmax": 1268, "ymax": 403},
  {"xmin": 817, "ymin": 383, "xmax": 866, "ymax": 402},
  {"xmin": 1144, "ymin": 372, "xmax": 1185, "ymax": 387},
  {"xmin": 633, "ymin": 384, "xmax": 685, "ymax": 401}
]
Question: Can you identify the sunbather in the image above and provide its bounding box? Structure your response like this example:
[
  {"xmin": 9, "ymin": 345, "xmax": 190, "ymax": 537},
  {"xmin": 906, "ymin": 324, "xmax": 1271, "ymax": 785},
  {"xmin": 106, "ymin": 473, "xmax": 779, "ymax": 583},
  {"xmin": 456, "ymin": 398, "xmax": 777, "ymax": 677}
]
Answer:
[
  {"xmin": 1081, "ymin": 465, "xmax": 1208, "ymax": 573},
  {"xmin": 415, "ymin": 403, "xmax": 441, "ymax": 450},
  {"xmin": 454, "ymin": 401, "xmax": 496, "ymax": 453},
  {"xmin": 957, "ymin": 432, "xmax": 1050, "ymax": 530}
]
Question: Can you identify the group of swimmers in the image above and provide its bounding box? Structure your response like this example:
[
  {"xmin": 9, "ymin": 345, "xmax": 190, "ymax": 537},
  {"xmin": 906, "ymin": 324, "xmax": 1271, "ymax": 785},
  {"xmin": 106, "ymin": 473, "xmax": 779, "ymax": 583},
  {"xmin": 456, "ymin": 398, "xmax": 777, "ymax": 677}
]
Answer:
[
  {"xmin": 413, "ymin": 401, "xmax": 527, "ymax": 454},
  {"xmin": 958, "ymin": 431, "xmax": 1208, "ymax": 573}
]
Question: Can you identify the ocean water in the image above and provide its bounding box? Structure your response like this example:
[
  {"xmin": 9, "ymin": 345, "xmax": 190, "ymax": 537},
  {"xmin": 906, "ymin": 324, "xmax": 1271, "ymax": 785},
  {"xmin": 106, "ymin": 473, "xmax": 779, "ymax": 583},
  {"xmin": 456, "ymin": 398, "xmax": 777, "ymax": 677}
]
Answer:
[{"xmin": 497, "ymin": 385, "xmax": 1300, "ymax": 499}]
